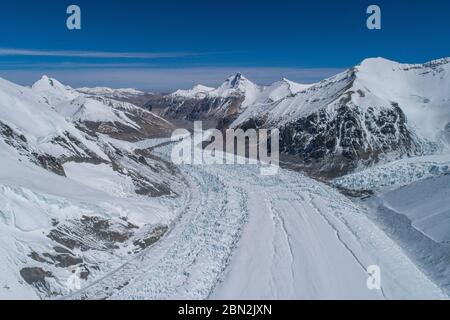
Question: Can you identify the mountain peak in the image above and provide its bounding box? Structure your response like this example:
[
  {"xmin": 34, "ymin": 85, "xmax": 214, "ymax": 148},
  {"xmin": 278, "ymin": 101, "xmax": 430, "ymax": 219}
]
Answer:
[
  {"xmin": 224, "ymin": 73, "xmax": 250, "ymax": 89},
  {"xmin": 31, "ymin": 75, "xmax": 78, "ymax": 103},
  {"xmin": 219, "ymin": 73, "xmax": 258, "ymax": 92},
  {"xmin": 230, "ymin": 73, "xmax": 243, "ymax": 85},
  {"xmin": 32, "ymin": 75, "xmax": 67, "ymax": 90}
]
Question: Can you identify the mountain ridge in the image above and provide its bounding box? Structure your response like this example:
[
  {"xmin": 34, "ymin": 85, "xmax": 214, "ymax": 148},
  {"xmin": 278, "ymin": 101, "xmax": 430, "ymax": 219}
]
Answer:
[{"xmin": 230, "ymin": 57, "xmax": 450, "ymax": 177}]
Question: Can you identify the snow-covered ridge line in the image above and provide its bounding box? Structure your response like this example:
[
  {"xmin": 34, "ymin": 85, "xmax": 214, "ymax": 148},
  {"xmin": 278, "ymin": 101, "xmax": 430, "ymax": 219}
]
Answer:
[
  {"xmin": 77, "ymin": 87, "xmax": 145, "ymax": 96},
  {"xmin": 169, "ymin": 73, "xmax": 310, "ymax": 105}
]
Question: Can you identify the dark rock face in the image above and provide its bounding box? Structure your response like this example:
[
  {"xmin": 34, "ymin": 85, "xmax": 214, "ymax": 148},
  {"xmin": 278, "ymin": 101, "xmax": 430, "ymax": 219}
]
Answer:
[
  {"xmin": 0, "ymin": 121, "xmax": 66, "ymax": 176},
  {"xmin": 146, "ymin": 95, "xmax": 244, "ymax": 122},
  {"xmin": 20, "ymin": 267, "xmax": 53, "ymax": 292},
  {"xmin": 51, "ymin": 131, "xmax": 107, "ymax": 165},
  {"xmin": 104, "ymin": 93, "xmax": 158, "ymax": 108},
  {"xmin": 104, "ymin": 143, "xmax": 176, "ymax": 197},
  {"xmin": 237, "ymin": 100, "xmax": 423, "ymax": 178},
  {"xmin": 133, "ymin": 225, "xmax": 168, "ymax": 251},
  {"xmin": 40, "ymin": 124, "xmax": 178, "ymax": 198}
]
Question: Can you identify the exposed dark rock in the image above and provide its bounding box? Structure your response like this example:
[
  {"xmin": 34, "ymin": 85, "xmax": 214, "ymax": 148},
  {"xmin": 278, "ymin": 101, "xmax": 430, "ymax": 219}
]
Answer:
[
  {"xmin": 237, "ymin": 97, "xmax": 423, "ymax": 178},
  {"xmin": 104, "ymin": 143, "xmax": 177, "ymax": 197},
  {"xmin": 51, "ymin": 131, "xmax": 107, "ymax": 165},
  {"xmin": 146, "ymin": 95, "xmax": 244, "ymax": 122},
  {"xmin": 53, "ymin": 246, "xmax": 73, "ymax": 254},
  {"xmin": 33, "ymin": 152, "xmax": 66, "ymax": 176},
  {"xmin": 133, "ymin": 225, "xmax": 168, "ymax": 251},
  {"xmin": 51, "ymin": 254, "xmax": 83, "ymax": 268},
  {"xmin": 77, "ymin": 265, "xmax": 90, "ymax": 280},
  {"xmin": 0, "ymin": 121, "xmax": 66, "ymax": 176},
  {"xmin": 20, "ymin": 267, "xmax": 53, "ymax": 286},
  {"xmin": 334, "ymin": 185, "xmax": 375, "ymax": 199},
  {"xmin": 48, "ymin": 215, "xmax": 135, "ymax": 252},
  {"xmin": 73, "ymin": 97, "xmax": 175, "ymax": 142},
  {"xmin": 29, "ymin": 252, "xmax": 49, "ymax": 263}
]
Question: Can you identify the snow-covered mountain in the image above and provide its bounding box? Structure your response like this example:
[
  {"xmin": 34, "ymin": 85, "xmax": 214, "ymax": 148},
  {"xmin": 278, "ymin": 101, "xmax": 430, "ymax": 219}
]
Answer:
[
  {"xmin": 150, "ymin": 74, "xmax": 309, "ymax": 126},
  {"xmin": 1, "ymin": 69, "xmax": 449, "ymax": 300},
  {"xmin": 171, "ymin": 84, "xmax": 216, "ymax": 99},
  {"xmin": 76, "ymin": 86, "xmax": 155, "ymax": 107},
  {"xmin": 33, "ymin": 76, "xmax": 174, "ymax": 141},
  {"xmin": 0, "ymin": 76, "xmax": 183, "ymax": 299},
  {"xmin": 77, "ymin": 86, "xmax": 144, "ymax": 97},
  {"xmin": 231, "ymin": 57, "xmax": 450, "ymax": 177}
]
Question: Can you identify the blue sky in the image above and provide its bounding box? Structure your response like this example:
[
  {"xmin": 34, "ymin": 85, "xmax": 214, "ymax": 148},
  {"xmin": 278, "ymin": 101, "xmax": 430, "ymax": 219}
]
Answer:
[{"xmin": 0, "ymin": 0, "xmax": 449, "ymax": 90}]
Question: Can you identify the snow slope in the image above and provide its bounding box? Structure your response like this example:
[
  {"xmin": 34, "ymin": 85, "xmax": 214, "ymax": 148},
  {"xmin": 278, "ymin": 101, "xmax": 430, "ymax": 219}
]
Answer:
[
  {"xmin": 77, "ymin": 87, "xmax": 144, "ymax": 97},
  {"xmin": 31, "ymin": 76, "xmax": 174, "ymax": 141},
  {"xmin": 0, "ymin": 77, "xmax": 182, "ymax": 299},
  {"xmin": 380, "ymin": 174, "xmax": 450, "ymax": 244},
  {"xmin": 171, "ymin": 85, "xmax": 215, "ymax": 99},
  {"xmin": 33, "ymin": 76, "xmax": 137, "ymax": 126},
  {"xmin": 54, "ymin": 96, "xmax": 140, "ymax": 128},
  {"xmin": 334, "ymin": 150, "xmax": 450, "ymax": 295},
  {"xmin": 0, "ymin": 77, "xmax": 107, "ymax": 160}
]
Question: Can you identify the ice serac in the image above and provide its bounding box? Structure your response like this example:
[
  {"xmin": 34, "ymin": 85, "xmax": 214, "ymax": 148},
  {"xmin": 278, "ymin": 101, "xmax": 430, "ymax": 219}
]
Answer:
[{"xmin": 231, "ymin": 57, "xmax": 450, "ymax": 178}]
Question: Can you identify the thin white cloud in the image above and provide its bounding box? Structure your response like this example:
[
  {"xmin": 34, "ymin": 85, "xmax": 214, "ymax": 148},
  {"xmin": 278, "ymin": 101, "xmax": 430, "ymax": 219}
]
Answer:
[{"xmin": 0, "ymin": 48, "xmax": 204, "ymax": 59}]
